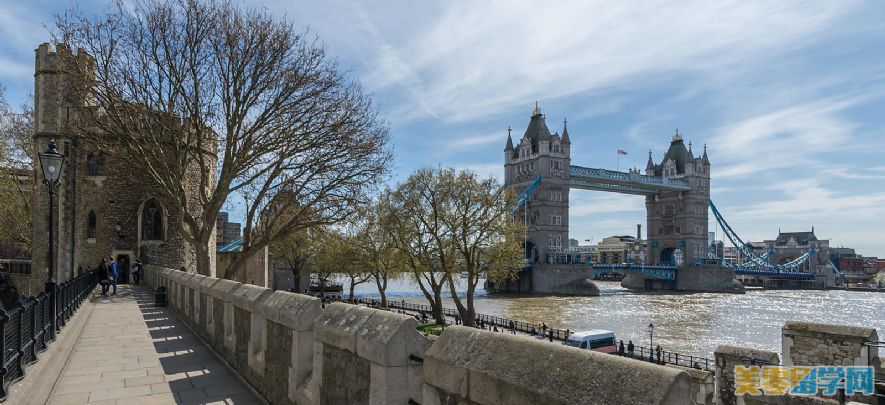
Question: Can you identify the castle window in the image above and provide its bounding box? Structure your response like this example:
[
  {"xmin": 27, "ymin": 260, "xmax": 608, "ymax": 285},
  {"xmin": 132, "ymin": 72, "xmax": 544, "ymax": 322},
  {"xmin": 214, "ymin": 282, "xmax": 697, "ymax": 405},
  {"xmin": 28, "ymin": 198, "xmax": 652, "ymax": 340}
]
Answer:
[
  {"xmin": 87, "ymin": 211, "xmax": 97, "ymax": 239},
  {"xmin": 88, "ymin": 151, "xmax": 108, "ymax": 176},
  {"xmin": 141, "ymin": 199, "xmax": 164, "ymax": 241},
  {"xmin": 97, "ymin": 152, "xmax": 107, "ymax": 175},
  {"xmin": 675, "ymin": 226, "xmax": 681, "ymax": 234},
  {"xmin": 87, "ymin": 153, "xmax": 97, "ymax": 176}
]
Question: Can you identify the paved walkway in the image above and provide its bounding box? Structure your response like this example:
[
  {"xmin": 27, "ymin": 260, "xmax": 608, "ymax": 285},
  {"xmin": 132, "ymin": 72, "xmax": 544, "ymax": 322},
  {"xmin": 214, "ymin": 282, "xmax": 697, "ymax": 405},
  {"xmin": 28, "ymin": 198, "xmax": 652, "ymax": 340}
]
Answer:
[{"xmin": 45, "ymin": 285, "xmax": 262, "ymax": 404}]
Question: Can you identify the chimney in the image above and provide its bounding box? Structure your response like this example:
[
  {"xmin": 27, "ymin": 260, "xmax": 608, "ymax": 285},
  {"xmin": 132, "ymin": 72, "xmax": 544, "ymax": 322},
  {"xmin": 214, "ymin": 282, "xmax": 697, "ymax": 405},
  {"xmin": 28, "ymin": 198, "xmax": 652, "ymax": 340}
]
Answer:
[{"xmin": 637, "ymin": 224, "xmax": 642, "ymax": 242}]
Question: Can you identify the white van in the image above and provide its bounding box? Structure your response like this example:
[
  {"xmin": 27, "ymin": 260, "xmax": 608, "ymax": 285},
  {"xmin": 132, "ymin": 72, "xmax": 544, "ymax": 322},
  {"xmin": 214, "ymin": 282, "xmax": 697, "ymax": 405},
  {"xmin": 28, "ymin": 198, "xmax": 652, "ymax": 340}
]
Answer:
[{"xmin": 564, "ymin": 330, "xmax": 617, "ymax": 354}]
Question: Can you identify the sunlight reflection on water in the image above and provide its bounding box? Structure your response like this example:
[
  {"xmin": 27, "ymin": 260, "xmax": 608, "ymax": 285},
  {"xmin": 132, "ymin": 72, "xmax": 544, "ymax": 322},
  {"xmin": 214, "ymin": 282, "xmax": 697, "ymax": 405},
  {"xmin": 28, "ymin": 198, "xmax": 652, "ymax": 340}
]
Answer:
[{"xmin": 345, "ymin": 277, "xmax": 884, "ymax": 358}]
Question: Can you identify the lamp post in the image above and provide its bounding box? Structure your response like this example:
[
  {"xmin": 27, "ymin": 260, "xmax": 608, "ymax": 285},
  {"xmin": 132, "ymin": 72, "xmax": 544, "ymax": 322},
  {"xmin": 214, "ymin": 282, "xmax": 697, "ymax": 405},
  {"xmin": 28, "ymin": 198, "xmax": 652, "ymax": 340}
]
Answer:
[
  {"xmin": 39, "ymin": 139, "xmax": 65, "ymax": 338},
  {"xmin": 647, "ymin": 323, "xmax": 655, "ymax": 362}
]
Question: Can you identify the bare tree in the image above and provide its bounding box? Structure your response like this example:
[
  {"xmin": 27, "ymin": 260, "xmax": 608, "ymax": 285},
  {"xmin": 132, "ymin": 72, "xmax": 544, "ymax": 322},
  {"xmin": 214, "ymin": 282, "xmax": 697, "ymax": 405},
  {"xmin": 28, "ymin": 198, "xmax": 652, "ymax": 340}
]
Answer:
[
  {"xmin": 56, "ymin": 0, "xmax": 390, "ymax": 277},
  {"xmin": 0, "ymin": 87, "xmax": 34, "ymax": 257}
]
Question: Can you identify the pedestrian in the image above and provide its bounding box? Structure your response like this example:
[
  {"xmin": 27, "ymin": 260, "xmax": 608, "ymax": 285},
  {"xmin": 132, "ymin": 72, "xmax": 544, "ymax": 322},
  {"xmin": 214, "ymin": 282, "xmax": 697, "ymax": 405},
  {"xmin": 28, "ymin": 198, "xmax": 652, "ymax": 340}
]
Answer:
[
  {"xmin": 108, "ymin": 256, "xmax": 118, "ymax": 295},
  {"xmin": 454, "ymin": 314, "xmax": 461, "ymax": 325},
  {"xmin": 508, "ymin": 320, "xmax": 516, "ymax": 335},
  {"xmin": 493, "ymin": 326, "xmax": 499, "ymax": 333},
  {"xmin": 627, "ymin": 340, "xmax": 635, "ymax": 358},
  {"xmin": 98, "ymin": 258, "xmax": 111, "ymax": 296},
  {"xmin": 618, "ymin": 340, "xmax": 625, "ymax": 356},
  {"xmin": 655, "ymin": 345, "xmax": 662, "ymax": 364},
  {"xmin": 548, "ymin": 329, "xmax": 554, "ymax": 342},
  {"xmin": 132, "ymin": 259, "xmax": 143, "ymax": 286}
]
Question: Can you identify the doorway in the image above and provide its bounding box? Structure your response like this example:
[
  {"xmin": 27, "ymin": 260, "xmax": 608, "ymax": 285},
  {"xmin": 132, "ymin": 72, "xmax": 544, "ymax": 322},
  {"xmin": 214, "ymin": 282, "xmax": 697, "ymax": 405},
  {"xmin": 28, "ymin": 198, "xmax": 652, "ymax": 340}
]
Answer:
[{"xmin": 113, "ymin": 250, "xmax": 135, "ymax": 284}]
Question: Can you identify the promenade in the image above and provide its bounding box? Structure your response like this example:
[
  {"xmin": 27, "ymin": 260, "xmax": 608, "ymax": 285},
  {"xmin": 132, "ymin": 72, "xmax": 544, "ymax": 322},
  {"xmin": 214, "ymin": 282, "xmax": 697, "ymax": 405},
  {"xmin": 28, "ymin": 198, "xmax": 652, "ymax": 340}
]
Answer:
[{"xmin": 33, "ymin": 285, "xmax": 261, "ymax": 405}]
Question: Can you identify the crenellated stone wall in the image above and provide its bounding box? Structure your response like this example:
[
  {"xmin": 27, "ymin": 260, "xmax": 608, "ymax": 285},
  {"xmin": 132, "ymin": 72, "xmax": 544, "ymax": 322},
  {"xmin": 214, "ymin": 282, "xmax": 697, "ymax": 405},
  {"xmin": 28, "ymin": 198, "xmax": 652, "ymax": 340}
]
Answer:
[{"xmin": 143, "ymin": 265, "xmax": 701, "ymax": 405}]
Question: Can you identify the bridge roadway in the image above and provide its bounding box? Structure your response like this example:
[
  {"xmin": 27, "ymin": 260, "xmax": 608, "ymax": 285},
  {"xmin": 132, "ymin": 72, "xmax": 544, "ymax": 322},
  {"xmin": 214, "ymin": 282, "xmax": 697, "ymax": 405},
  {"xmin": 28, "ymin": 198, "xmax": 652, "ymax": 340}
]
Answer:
[{"xmin": 18, "ymin": 285, "xmax": 261, "ymax": 404}]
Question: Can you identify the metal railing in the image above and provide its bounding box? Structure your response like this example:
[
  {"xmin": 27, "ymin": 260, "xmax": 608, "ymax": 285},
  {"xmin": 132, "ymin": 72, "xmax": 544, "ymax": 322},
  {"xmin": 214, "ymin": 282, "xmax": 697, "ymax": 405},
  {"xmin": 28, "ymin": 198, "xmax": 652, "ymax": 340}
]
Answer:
[
  {"xmin": 0, "ymin": 260, "xmax": 31, "ymax": 275},
  {"xmin": 0, "ymin": 268, "xmax": 99, "ymax": 402},
  {"xmin": 355, "ymin": 297, "xmax": 714, "ymax": 372}
]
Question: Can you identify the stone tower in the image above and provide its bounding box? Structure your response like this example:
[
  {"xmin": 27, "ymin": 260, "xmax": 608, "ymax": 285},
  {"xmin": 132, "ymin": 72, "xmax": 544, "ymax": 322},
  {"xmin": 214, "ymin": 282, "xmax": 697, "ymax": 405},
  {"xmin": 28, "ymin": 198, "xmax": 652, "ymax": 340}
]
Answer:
[
  {"xmin": 644, "ymin": 132, "xmax": 711, "ymax": 267},
  {"xmin": 28, "ymin": 43, "xmax": 215, "ymax": 295},
  {"xmin": 504, "ymin": 103, "xmax": 571, "ymax": 264}
]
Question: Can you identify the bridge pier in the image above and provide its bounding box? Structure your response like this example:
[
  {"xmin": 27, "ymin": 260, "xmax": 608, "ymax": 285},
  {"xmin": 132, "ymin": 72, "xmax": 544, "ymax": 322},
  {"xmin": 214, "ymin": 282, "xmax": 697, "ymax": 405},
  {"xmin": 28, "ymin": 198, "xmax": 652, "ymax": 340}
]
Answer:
[
  {"xmin": 621, "ymin": 265, "xmax": 744, "ymax": 293},
  {"xmin": 487, "ymin": 267, "xmax": 600, "ymax": 296}
]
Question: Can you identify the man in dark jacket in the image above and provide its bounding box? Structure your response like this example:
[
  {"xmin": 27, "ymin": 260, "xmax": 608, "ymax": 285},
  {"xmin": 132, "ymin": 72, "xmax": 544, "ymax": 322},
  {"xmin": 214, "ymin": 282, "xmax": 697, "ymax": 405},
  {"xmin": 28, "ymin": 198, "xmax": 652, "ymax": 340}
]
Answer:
[{"xmin": 98, "ymin": 259, "xmax": 111, "ymax": 296}]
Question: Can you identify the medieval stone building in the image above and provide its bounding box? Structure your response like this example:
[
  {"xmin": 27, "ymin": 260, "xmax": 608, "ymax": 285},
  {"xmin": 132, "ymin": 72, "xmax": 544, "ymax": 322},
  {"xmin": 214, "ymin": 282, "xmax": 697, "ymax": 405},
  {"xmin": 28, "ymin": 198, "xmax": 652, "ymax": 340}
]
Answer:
[{"xmin": 26, "ymin": 43, "xmax": 215, "ymax": 295}]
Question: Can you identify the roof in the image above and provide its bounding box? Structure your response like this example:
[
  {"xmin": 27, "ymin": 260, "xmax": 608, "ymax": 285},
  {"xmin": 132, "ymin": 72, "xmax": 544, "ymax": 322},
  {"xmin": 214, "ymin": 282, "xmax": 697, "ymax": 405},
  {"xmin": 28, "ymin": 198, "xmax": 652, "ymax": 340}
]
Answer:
[
  {"xmin": 217, "ymin": 237, "xmax": 243, "ymax": 253},
  {"xmin": 775, "ymin": 231, "xmax": 817, "ymax": 246},
  {"xmin": 521, "ymin": 108, "xmax": 552, "ymax": 153},
  {"xmin": 656, "ymin": 138, "xmax": 690, "ymax": 176},
  {"xmin": 569, "ymin": 330, "xmax": 616, "ymax": 340}
]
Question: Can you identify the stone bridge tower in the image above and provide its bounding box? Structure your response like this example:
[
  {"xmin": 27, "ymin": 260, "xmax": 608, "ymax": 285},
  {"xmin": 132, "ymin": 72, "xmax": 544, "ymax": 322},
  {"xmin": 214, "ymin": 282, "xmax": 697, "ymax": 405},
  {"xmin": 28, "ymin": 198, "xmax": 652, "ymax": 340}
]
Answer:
[
  {"xmin": 644, "ymin": 132, "xmax": 711, "ymax": 267},
  {"xmin": 504, "ymin": 104, "xmax": 571, "ymax": 265}
]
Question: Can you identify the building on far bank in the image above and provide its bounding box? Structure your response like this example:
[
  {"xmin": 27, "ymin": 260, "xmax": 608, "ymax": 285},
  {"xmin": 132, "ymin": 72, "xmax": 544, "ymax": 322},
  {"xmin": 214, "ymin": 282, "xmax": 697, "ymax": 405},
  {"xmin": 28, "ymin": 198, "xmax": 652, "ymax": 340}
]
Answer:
[
  {"xmin": 216, "ymin": 237, "xmax": 269, "ymax": 287},
  {"xmin": 215, "ymin": 211, "xmax": 241, "ymax": 247}
]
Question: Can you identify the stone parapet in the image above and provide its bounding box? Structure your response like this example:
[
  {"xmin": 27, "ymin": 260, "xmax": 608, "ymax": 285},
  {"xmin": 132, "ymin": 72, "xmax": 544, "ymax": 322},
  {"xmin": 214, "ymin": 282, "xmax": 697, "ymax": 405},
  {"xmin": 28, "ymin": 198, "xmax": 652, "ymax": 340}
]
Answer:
[
  {"xmin": 143, "ymin": 265, "xmax": 879, "ymax": 405},
  {"xmin": 424, "ymin": 326, "xmax": 692, "ymax": 405}
]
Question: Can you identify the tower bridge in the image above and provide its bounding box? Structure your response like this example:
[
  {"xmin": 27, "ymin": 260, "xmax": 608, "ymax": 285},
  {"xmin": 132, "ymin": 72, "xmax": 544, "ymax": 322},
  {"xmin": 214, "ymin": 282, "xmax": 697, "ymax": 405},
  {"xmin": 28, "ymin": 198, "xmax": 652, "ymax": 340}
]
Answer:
[{"xmin": 489, "ymin": 104, "xmax": 831, "ymax": 295}]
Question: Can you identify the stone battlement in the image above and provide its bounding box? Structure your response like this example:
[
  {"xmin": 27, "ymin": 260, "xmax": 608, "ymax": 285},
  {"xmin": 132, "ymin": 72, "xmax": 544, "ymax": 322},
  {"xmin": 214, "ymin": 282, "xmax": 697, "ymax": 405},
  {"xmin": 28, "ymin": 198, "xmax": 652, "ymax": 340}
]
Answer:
[{"xmin": 143, "ymin": 265, "xmax": 697, "ymax": 404}]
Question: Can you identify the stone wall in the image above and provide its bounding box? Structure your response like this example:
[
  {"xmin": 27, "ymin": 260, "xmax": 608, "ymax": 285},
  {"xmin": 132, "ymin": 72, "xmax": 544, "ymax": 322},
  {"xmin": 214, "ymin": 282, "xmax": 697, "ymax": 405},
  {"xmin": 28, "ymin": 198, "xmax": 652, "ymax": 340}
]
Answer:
[
  {"xmin": 144, "ymin": 265, "xmax": 699, "ymax": 405},
  {"xmin": 782, "ymin": 321, "xmax": 878, "ymax": 367},
  {"xmin": 714, "ymin": 322, "xmax": 882, "ymax": 405}
]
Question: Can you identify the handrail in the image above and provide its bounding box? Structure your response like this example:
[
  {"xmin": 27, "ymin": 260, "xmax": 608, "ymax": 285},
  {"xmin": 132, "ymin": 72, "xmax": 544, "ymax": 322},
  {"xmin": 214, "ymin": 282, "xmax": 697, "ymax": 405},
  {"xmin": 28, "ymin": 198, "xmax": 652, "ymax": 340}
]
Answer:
[{"xmin": 0, "ymin": 268, "xmax": 99, "ymax": 402}]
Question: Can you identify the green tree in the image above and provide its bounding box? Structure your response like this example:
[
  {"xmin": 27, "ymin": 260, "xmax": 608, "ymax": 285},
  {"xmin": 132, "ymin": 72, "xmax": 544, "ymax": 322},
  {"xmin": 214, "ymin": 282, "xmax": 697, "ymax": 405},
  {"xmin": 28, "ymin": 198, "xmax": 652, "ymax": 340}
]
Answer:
[
  {"xmin": 352, "ymin": 203, "xmax": 403, "ymax": 308},
  {"xmin": 0, "ymin": 87, "xmax": 33, "ymax": 257},
  {"xmin": 382, "ymin": 168, "xmax": 523, "ymax": 325}
]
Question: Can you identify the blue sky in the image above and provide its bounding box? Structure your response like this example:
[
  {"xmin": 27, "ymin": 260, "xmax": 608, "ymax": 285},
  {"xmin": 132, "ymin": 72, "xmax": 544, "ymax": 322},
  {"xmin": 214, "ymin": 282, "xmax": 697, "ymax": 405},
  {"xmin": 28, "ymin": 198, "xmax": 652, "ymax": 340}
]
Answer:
[{"xmin": 3, "ymin": 1, "xmax": 885, "ymax": 257}]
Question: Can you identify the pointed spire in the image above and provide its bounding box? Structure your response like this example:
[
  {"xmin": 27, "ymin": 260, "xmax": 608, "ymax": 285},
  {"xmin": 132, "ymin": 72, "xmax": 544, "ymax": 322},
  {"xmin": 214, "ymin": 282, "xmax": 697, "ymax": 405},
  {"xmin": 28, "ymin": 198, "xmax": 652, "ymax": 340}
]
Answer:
[
  {"xmin": 672, "ymin": 128, "xmax": 683, "ymax": 142},
  {"xmin": 532, "ymin": 101, "xmax": 542, "ymax": 117},
  {"xmin": 646, "ymin": 149, "xmax": 654, "ymax": 171},
  {"xmin": 561, "ymin": 117, "xmax": 570, "ymax": 144},
  {"xmin": 505, "ymin": 126, "xmax": 514, "ymax": 150},
  {"xmin": 702, "ymin": 143, "xmax": 710, "ymax": 165}
]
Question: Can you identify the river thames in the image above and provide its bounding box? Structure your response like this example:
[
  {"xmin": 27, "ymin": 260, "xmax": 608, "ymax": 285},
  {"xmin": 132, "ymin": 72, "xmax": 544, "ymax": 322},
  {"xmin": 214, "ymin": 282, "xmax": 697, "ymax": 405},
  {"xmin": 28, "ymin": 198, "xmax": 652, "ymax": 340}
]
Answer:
[{"xmin": 347, "ymin": 278, "xmax": 884, "ymax": 359}]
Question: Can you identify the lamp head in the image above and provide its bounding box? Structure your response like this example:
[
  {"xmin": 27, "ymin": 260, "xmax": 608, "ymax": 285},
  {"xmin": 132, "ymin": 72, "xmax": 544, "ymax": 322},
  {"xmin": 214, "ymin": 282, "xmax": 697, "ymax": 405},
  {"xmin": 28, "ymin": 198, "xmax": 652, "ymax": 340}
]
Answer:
[{"xmin": 39, "ymin": 138, "xmax": 65, "ymax": 184}]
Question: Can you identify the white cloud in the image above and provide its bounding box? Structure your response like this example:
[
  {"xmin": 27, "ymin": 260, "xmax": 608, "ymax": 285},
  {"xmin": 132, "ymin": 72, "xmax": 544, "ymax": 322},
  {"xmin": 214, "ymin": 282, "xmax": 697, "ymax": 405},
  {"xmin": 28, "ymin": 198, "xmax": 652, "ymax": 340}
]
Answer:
[{"xmin": 356, "ymin": 1, "xmax": 861, "ymax": 123}]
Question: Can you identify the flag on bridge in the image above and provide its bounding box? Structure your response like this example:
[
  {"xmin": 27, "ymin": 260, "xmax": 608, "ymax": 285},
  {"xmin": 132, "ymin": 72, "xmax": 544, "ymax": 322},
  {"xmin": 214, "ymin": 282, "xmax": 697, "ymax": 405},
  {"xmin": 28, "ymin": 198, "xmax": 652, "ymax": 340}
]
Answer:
[{"xmin": 618, "ymin": 149, "xmax": 628, "ymax": 155}]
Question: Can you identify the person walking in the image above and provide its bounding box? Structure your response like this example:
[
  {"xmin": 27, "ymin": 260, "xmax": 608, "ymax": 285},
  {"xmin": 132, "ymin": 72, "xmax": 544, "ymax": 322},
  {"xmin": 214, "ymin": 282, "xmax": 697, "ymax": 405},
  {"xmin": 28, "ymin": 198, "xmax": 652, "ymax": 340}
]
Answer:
[
  {"xmin": 618, "ymin": 340, "xmax": 626, "ymax": 356},
  {"xmin": 508, "ymin": 320, "xmax": 516, "ymax": 335},
  {"xmin": 132, "ymin": 260, "xmax": 143, "ymax": 286},
  {"xmin": 98, "ymin": 258, "xmax": 111, "ymax": 296},
  {"xmin": 548, "ymin": 329, "xmax": 554, "ymax": 342},
  {"xmin": 627, "ymin": 340, "xmax": 635, "ymax": 358},
  {"xmin": 454, "ymin": 314, "xmax": 461, "ymax": 325},
  {"xmin": 655, "ymin": 345, "xmax": 662, "ymax": 364},
  {"xmin": 109, "ymin": 256, "xmax": 118, "ymax": 296}
]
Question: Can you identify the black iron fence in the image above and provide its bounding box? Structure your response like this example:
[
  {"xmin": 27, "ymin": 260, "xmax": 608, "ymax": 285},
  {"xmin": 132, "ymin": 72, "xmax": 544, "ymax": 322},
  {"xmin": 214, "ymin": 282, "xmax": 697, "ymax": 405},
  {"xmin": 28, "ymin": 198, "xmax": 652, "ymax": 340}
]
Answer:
[
  {"xmin": 0, "ymin": 260, "xmax": 31, "ymax": 275},
  {"xmin": 0, "ymin": 268, "xmax": 99, "ymax": 402},
  {"xmin": 355, "ymin": 297, "xmax": 715, "ymax": 372}
]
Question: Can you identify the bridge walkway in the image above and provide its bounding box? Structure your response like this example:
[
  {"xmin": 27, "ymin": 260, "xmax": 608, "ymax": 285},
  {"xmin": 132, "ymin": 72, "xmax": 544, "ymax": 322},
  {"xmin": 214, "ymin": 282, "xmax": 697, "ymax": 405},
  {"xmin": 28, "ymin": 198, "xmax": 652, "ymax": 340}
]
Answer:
[{"xmin": 39, "ymin": 285, "xmax": 261, "ymax": 404}]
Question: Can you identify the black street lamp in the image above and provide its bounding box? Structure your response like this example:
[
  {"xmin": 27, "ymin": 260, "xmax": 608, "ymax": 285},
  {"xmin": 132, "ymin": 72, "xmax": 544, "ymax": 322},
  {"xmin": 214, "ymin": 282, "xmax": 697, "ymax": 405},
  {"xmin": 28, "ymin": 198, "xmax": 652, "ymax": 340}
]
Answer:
[
  {"xmin": 38, "ymin": 138, "xmax": 65, "ymax": 338},
  {"xmin": 647, "ymin": 323, "xmax": 655, "ymax": 361}
]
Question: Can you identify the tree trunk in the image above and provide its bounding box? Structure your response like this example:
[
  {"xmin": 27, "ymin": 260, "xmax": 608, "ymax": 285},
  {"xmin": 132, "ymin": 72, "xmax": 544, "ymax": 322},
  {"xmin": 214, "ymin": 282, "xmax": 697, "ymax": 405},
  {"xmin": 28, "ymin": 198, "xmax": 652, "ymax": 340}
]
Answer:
[
  {"xmin": 447, "ymin": 274, "xmax": 471, "ymax": 327},
  {"xmin": 348, "ymin": 279, "xmax": 356, "ymax": 302},
  {"xmin": 431, "ymin": 290, "xmax": 445, "ymax": 325},
  {"xmin": 195, "ymin": 240, "xmax": 212, "ymax": 276},
  {"xmin": 374, "ymin": 274, "xmax": 388, "ymax": 308}
]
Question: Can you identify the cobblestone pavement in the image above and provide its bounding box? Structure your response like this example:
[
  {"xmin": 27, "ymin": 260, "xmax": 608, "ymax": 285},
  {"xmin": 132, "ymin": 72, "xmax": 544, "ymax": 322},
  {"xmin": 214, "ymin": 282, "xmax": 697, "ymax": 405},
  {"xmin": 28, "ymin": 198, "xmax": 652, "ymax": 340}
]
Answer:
[{"xmin": 45, "ymin": 285, "xmax": 261, "ymax": 404}]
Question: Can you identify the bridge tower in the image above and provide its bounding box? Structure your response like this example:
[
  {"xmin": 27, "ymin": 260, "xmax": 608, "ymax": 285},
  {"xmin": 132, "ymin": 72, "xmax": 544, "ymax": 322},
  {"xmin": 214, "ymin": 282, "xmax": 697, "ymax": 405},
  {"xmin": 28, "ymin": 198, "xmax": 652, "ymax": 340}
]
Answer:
[
  {"xmin": 644, "ymin": 132, "xmax": 711, "ymax": 267},
  {"xmin": 504, "ymin": 103, "xmax": 571, "ymax": 265}
]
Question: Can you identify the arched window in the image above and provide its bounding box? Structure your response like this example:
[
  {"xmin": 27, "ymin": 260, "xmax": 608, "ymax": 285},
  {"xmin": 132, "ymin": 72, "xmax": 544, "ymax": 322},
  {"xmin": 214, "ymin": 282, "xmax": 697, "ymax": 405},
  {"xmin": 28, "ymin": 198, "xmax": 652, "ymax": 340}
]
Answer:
[
  {"xmin": 87, "ymin": 211, "xmax": 97, "ymax": 239},
  {"xmin": 87, "ymin": 153, "xmax": 97, "ymax": 176},
  {"xmin": 141, "ymin": 200, "xmax": 164, "ymax": 241},
  {"xmin": 96, "ymin": 152, "xmax": 107, "ymax": 175}
]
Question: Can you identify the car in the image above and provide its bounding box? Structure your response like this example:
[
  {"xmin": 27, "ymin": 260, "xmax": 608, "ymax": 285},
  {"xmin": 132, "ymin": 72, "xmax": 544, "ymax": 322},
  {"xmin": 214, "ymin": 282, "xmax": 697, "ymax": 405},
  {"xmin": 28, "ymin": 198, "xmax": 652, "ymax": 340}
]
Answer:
[{"xmin": 563, "ymin": 330, "xmax": 617, "ymax": 354}]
